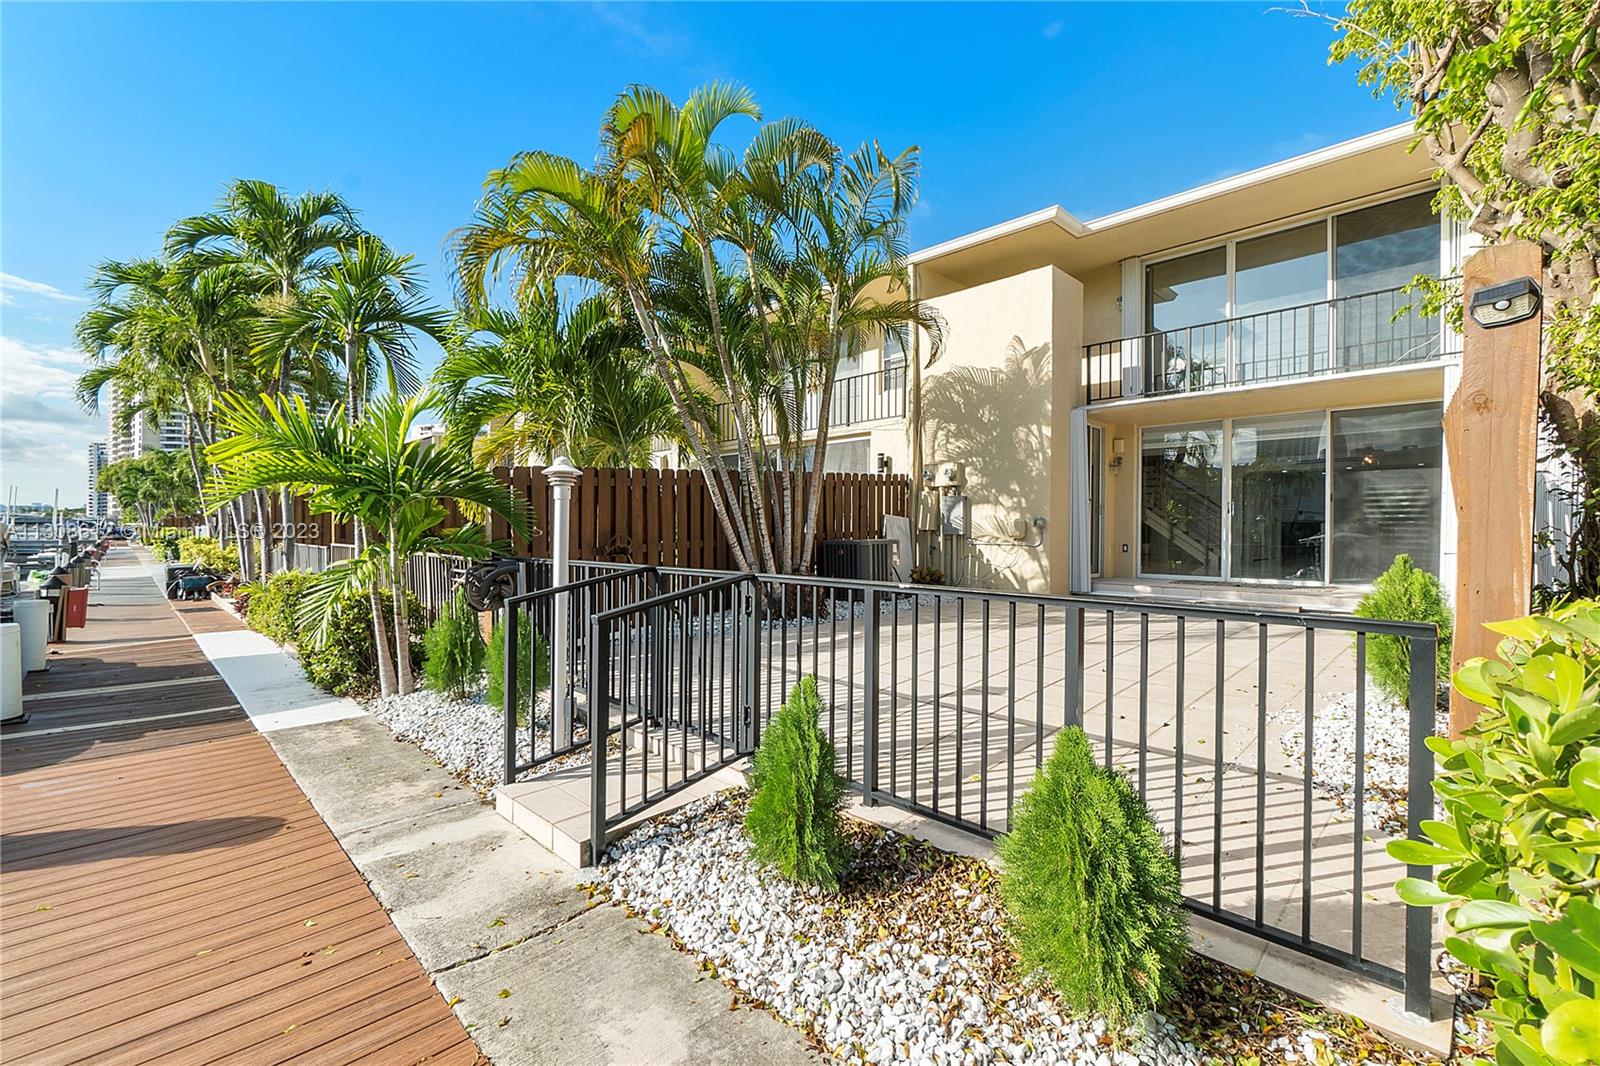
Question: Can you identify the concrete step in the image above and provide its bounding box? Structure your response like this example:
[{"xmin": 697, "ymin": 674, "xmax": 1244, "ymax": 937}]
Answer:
[{"xmin": 494, "ymin": 746, "xmax": 747, "ymax": 867}]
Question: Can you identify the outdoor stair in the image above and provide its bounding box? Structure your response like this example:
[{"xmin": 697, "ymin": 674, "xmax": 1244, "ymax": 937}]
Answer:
[{"xmin": 494, "ymin": 719, "xmax": 745, "ymax": 867}]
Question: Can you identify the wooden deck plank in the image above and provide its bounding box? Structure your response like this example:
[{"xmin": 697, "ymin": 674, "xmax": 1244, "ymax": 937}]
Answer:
[{"xmin": 0, "ymin": 548, "xmax": 482, "ymax": 1066}]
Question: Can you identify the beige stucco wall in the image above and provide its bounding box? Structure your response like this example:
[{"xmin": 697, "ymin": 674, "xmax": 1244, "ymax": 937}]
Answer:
[
  {"xmin": 912, "ymin": 264, "xmax": 1081, "ymax": 592},
  {"xmin": 1078, "ymin": 263, "xmax": 1123, "ymax": 347}
]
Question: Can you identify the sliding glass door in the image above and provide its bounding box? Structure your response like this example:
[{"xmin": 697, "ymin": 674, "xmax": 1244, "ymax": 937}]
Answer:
[
  {"xmin": 1230, "ymin": 414, "xmax": 1328, "ymax": 581},
  {"xmin": 1139, "ymin": 402, "xmax": 1442, "ymax": 584},
  {"xmin": 1139, "ymin": 424, "xmax": 1224, "ymax": 577},
  {"xmin": 1139, "ymin": 191, "xmax": 1442, "ymax": 392},
  {"xmin": 1329, "ymin": 403, "xmax": 1443, "ymax": 583}
]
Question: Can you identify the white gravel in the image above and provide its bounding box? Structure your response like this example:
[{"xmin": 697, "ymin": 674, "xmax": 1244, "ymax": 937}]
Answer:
[
  {"xmin": 582, "ymin": 792, "xmax": 1203, "ymax": 1066},
  {"xmin": 361, "ymin": 684, "xmax": 587, "ymax": 794},
  {"xmin": 1275, "ymin": 690, "xmax": 1447, "ymax": 834}
]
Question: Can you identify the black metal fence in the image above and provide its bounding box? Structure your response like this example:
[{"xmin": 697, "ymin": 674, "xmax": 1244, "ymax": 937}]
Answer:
[
  {"xmin": 1081, "ymin": 282, "xmax": 1451, "ymax": 404},
  {"xmin": 503, "ymin": 560, "xmax": 1440, "ymax": 1016}
]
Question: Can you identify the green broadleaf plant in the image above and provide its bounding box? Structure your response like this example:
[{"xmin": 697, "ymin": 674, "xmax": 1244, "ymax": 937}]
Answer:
[{"xmin": 1387, "ymin": 601, "xmax": 1600, "ymax": 1065}]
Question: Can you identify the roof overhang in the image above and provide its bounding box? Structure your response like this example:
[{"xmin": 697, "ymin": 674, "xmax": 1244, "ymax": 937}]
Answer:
[{"xmin": 910, "ymin": 124, "xmax": 1432, "ymax": 290}]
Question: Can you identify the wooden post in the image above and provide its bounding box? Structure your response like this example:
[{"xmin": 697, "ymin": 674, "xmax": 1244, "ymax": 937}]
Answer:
[{"xmin": 1444, "ymin": 241, "xmax": 1543, "ymax": 736}]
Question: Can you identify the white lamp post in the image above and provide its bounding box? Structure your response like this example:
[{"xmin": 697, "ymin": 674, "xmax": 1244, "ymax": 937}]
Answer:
[{"xmin": 545, "ymin": 456, "xmax": 580, "ymax": 749}]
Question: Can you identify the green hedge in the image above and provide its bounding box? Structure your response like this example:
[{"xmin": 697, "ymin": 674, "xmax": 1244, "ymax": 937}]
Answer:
[
  {"xmin": 242, "ymin": 569, "xmax": 320, "ymax": 647},
  {"xmin": 423, "ymin": 589, "xmax": 486, "ymax": 700},
  {"xmin": 1391, "ymin": 602, "xmax": 1600, "ymax": 1066},
  {"xmin": 300, "ymin": 590, "xmax": 424, "ymax": 698},
  {"xmin": 176, "ymin": 535, "xmax": 238, "ymax": 575}
]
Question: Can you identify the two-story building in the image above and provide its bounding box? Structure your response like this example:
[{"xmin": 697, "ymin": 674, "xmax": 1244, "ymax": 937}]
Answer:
[{"xmin": 703, "ymin": 123, "xmax": 1469, "ymax": 608}]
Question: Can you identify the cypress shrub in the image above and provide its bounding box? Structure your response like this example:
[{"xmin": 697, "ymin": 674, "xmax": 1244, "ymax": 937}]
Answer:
[
  {"xmin": 484, "ymin": 617, "xmax": 549, "ymax": 711},
  {"xmin": 997, "ymin": 727, "xmax": 1188, "ymax": 1023},
  {"xmin": 744, "ymin": 675, "xmax": 850, "ymax": 891},
  {"xmin": 1353, "ymin": 554, "xmax": 1453, "ymax": 705},
  {"xmin": 422, "ymin": 589, "xmax": 486, "ymax": 700}
]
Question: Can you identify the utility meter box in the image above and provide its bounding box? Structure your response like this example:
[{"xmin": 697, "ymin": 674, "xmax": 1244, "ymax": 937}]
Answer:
[
  {"xmin": 932, "ymin": 461, "xmax": 966, "ymax": 489},
  {"xmin": 940, "ymin": 494, "xmax": 971, "ymax": 536}
]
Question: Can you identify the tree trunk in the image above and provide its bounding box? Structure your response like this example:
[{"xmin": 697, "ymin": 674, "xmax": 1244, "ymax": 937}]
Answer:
[
  {"xmin": 362, "ymin": 525, "xmax": 397, "ymax": 698},
  {"xmin": 389, "ymin": 534, "xmax": 414, "ymax": 696},
  {"xmin": 252, "ymin": 489, "xmax": 272, "ymax": 579},
  {"xmin": 622, "ymin": 285, "xmax": 755, "ymax": 571},
  {"xmin": 183, "ymin": 431, "xmax": 211, "ymax": 538}
]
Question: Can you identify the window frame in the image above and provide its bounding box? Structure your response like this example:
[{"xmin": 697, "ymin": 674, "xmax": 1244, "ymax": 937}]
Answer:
[{"xmin": 1134, "ymin": 397, "xmax": 1443, "ymax": 587}]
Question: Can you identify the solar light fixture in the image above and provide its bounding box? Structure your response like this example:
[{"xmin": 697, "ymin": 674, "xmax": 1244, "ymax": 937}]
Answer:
[{"xmin": 1469, "ymin": 276, "xmax": 1541, "ymax": 329}]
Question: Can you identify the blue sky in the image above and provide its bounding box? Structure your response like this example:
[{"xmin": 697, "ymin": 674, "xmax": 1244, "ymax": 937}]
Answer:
[{"xmin": 0, "ymin": 1, "xmax": 1399, "ymax": 506}]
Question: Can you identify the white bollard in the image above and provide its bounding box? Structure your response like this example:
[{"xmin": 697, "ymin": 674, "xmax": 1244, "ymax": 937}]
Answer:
[
  {"xmin": 12, "ymin": 597, "xmax": 50, "ymax": 672},
  {"xmin": 1, "ymin": 623, "xmax": 23, "ymax": 722},
  {"xmin": 545, "ymin": 456, "xmax": 580, "ymax": 750}
]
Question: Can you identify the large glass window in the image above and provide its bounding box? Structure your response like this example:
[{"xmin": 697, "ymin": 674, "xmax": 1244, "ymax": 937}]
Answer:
[
  {"xmin": 1136, "ymin": 404, "xmax": 1442, "ymax": 585},
  {"xmin": 1335, "ymin": 192, "xmax": 1441, "ymax": 369},
  {"xmin": 1235, "ymin": 223, "xmax": 1329, "ymax": 383},
  {"xmin": 1329, "ymin": 403, "xmax": 1443, "ymax": 583},
  {"xmin": 1140, "ymin": 424, "xmax": 1223, "ymax": 577},
  {"xmin": 1145, "ymin": 249, "xmax": 1227, "ymax": 394},
  {"xmin": 1230, "ymin": 414, "xmax": 1327, "ymax": 582}
]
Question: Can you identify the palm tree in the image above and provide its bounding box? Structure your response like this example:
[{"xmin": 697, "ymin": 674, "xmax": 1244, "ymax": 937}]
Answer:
[
  {"xmin": 168, "ymin": 180, "xmax": 362, "ymax": 563},
  {"xmin": 75, "ymin": 256, "xmax": 269, "ymax": 573},
  {"xmin": 257, "ymin": 236, "xmax": 449, "ymax": 424},
  {"xmin": 433, "ymin": 285, "xmax": 683, "ymax": 468},
  {"xmin": 453, "ymin": 83, "xmax": 943, "ymax": 575},
  {"xmin": 206, "ymin": 389, "xmax": 525, "ymax": 696}
]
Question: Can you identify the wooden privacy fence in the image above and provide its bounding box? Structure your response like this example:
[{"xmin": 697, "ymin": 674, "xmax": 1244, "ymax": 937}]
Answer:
[
  {"xmin": 170, "ymin": 466, "xmax": 910, "ymax": 573},
  {"xmin": 486, "ymin": 466, "xmax": 910, "ymax": 569}
]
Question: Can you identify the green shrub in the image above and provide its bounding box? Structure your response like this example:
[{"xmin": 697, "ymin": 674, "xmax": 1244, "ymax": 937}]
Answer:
[
  {"xmin": 484, "ymin": 618, "xmax": 549, "ymax": 710},
  {"xmin": 1354, "ymin": 554, "xmax": 1453, "ymax": 705},
  {"xmin": 423, "ymin": 589, "xmax": 487, "ymax": 700},
  {"xmin": 242, "ymin": 570, "xmax": 320, "ymax": 647},
  {"xmin": 997, "ymin": 727, "xmax": 1189, "ymax": 1023},
  {"xmin": 157, "ymin": 531, "xmax": 182, "ymax": 562},
  {"xmin": 299, "ymin": 589, "xmax": 424, "ymax": 698},
  {"xmin": 1390, "ymin": 602, "xmax": 1600, "ymax": 1066},
  {"xmin": 744, "ymin": 676, "xmax": 850, "ymax": 891},
  {"xmin": 176, "ymin": 535, "xmax": 238, "ymax": 575},
  {"xmin": 908, "ymin": 564, "xmax": 945, "ymax": 585}
]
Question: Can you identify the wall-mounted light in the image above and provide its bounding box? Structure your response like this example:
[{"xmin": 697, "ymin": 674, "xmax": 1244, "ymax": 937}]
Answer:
[
  {"xmin": 1110, "ymin": 437, "xmax": 1126, "ymax": 469},
  {"xmin": 1469, "ymin": 276, "xmax": 1541, "ymax": 329}
]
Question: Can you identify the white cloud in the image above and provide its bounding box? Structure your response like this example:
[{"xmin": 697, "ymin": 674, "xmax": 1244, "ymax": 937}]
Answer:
[
  {"xmin": 1043, "ymin": 21, "xmax": 1063, "ymax": 38},
  {"xmin": 0, "ymin": 335, "xmax": 98, "ymax": 506},
  {"xmin": 0, "ymin": 272, "xmax": 87, "ymax": 307},
  {"xmin": 591, "ymin": 3, "xmax": 691, "ymax": 56},
  {"xmin": 0, "ymin": 335, "xmax": 88, "ymax": 402}
]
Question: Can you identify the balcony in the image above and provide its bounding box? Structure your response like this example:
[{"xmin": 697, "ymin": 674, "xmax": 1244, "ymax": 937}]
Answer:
[
  {"xmin": 1081, "ymin": 283, "xmax": 1456, "ymax": 405},
  {"xmin": 711, "ymin": 364, "xmax": 907, "ymax": 441}
]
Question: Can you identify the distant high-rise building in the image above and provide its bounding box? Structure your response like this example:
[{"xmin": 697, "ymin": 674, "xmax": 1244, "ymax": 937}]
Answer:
[
  {"xmin": 87, "ymin": 442, "xmax": 110, "ymax": 519},
  {"xmin": 105, "ymin": 386, "xmax": 187, "ymax": 463}
]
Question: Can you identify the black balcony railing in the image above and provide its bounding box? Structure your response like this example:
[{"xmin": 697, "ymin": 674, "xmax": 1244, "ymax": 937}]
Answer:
[
  {"xmin": 1082, "ymin": 283, "xmax": 1456, "ymax": 404},
  {"xmin": 711, "ymin": 364, "xmax": 907, "ymax": 441}
]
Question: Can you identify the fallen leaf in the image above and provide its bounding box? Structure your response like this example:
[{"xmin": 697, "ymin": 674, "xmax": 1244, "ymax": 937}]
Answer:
[
  {"xmin": 447, "ymin": 995, "xmax": 463, "ymax": 1008},
  {"xmin": 303, "ymin": 920, "xmax": 317, "ymax": 928},
  {"xmin": 497, "ymin": 988, "xmax": 511, "ymax": 999}
]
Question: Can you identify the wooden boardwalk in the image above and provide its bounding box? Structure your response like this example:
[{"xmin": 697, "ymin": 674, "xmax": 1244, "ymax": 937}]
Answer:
[{"xmin": 0, "ymin": 549, "xmax": 484, "ymax": 1065}]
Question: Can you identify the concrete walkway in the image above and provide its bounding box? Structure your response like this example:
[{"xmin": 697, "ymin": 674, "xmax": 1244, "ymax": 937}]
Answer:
[{"xmin": 162, "ymin": 557, "xmax": 817, "ymax": 1064}]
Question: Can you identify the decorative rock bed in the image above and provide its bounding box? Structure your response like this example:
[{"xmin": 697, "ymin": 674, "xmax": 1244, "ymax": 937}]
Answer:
[
  {"xmin": 582, "ymin": 791, "xmax": 1453, "ymax": 1066},
  {"xmin": 1276, "ymin": 692, "xmax": 1449, "ymax": 834},
  {"xmin": 361, "ymin": 686, "xmax": 585, "ymax": 794}
]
